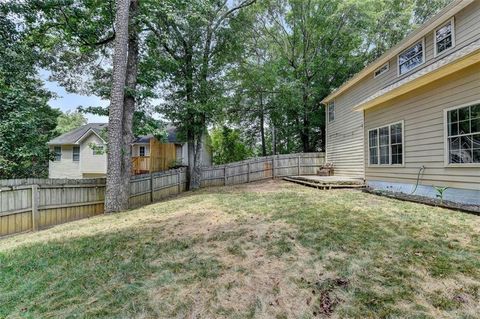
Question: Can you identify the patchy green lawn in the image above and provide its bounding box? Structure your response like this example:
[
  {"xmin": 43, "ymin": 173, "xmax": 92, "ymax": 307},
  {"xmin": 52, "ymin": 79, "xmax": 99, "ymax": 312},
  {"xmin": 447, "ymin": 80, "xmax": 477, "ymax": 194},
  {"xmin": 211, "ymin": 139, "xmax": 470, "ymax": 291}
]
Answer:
[{"xmin": 1, "ymin": 180, "xmax": 479, "ymax": 318}]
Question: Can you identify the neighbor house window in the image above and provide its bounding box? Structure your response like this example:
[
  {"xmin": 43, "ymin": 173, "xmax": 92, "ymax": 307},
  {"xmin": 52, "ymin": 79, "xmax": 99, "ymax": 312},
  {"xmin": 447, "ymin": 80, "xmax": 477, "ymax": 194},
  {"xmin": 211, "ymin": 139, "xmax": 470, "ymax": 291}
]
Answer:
[
  {"xmin": 328, "ymin": 102, "xmax": 335, "ymax": 122},
  {"xmin": 446, "ymin": 103, "xmax": 480, "ymax": 164},
  {"xmin": 139, "ymin": 146, "xmax": 146, "ymax": 157},
  {"xmin": 398, "ymin": 39, "xmax": 425, "ymax": 75},
  {"xmin": 92, "ymin": 145, "xmax": 104, "ymax": 155},
  {"xmin": 72, "ymin": 146, "xmax": 80, "ymax": 161},
  {"xmin": 435, "ymin": 18, "xmax": 455, "ymax": 57},
  {"xmin": 54, "ymin": 146, "xmax": 62, "ymax": 161},
  {"xmin": 368, "ymin": 122, "xmax": 403, "ymax": 165},
  {"xmin": 374, "ymin": 62, "xmax": 389, "ymax": 78}
]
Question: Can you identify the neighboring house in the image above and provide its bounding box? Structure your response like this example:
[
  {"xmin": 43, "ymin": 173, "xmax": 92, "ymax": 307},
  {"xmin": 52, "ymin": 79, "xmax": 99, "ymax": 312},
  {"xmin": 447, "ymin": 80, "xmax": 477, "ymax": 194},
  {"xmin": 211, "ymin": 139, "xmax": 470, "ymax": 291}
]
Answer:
[
  {"xmin": 48, "ymin": 124, "xmax": 212, "ymax": 178},
  {"xmin": 322, "ymin": 0, "xmax": 480, "ymax": 204},
  {"xmin": 48, "ymin": 123, "xmax": 108, "ymax": 179}
]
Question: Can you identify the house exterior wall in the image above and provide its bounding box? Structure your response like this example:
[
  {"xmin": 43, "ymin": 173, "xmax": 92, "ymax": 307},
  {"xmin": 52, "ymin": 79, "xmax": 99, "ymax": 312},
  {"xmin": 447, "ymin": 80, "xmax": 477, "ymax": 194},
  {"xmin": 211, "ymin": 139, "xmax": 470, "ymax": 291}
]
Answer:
[
  {"xmin": 79, "ymin": 134, "xmax": 107, "ymax": 176},
  {"xmin": 326, "ymin": 1, "xmax": 480, "ymax": 179},
  {"xmin": 364, "ymin": 64, "xmax": 480, "ymax": 196},
  {"xmin": 48, "ymin": 145, "xmax": 82, "ymax": 179}
]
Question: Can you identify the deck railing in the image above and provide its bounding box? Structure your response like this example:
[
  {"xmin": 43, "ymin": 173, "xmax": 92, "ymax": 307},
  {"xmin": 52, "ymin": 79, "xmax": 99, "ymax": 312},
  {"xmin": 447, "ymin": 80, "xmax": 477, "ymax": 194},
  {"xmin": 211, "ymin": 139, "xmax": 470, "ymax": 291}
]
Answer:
[{"xmin": 132, "ymin": 156, "xmax": 151, "ymax": 174}]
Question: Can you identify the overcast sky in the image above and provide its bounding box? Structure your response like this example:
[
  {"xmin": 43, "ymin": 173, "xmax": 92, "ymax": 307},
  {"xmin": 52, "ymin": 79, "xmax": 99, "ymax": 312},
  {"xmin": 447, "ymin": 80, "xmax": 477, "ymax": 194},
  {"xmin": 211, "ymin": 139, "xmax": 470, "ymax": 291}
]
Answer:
[{"xmin": 40, "ymin": 70, "xmax": 109, "ymax": 123}]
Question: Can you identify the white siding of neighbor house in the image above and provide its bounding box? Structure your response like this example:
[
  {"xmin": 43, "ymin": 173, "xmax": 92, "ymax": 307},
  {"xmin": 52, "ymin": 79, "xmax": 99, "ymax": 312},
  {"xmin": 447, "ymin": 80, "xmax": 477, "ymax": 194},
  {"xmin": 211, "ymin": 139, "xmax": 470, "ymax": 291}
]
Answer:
[
  {"xmin": 364, "ymin": 63, "xmax": 480, "ymax": 191},
  {"xmin": 79, "ymin": 134, "xmax": 107, "ymax": 176},
  {"xmin": 326, "ymin": 2, "xmax": 480, "ymax": 178},
  {"xmin": 48, "ymin": 145, "xmax": 82, "ymax": 179}
]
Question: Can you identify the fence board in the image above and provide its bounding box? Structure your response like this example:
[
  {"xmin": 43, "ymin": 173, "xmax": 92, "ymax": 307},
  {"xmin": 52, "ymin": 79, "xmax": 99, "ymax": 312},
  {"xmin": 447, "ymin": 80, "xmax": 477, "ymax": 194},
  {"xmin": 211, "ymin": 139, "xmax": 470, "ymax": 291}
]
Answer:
[{"xmin": 0, "ymin": 154, "xmax": 323, "ymax": 237}]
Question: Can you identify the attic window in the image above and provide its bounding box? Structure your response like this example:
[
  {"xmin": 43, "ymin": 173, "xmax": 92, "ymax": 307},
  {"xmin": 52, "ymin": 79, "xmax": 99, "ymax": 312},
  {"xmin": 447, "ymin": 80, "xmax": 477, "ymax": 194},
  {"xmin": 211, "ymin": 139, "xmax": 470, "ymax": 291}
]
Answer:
[
  {"xmin": 374, "ymin": 63, "xmax": 389, "ymax": 78},
  {"xmin": 434, "ymin": 18, "xmax": 455, "ymax": 57},
  {"xmin": 398, "ymin": 39, "xmax": 425, "ymax": 75}
]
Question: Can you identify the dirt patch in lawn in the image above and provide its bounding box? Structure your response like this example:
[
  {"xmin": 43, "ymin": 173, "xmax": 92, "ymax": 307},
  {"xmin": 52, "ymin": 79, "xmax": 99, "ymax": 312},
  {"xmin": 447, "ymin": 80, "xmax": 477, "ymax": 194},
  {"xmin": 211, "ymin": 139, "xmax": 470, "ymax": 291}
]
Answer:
[{"xmin": 148, "ymin": 204, "xmax": 339, "ymax": 318}]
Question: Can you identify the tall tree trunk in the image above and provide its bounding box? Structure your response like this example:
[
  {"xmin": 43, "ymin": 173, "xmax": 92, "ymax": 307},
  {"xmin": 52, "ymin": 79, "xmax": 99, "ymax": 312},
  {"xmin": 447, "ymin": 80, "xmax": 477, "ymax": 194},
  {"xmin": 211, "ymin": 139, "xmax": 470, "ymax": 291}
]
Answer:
[
  {"xmin": 260, "ymin": 92, "xmax": 266, "ymax": 156},
  {"xmin": 105, "ymin": 0, "xmax": 130, "ymax": 213},
  {"xmin": 272, "ymin": 125, "xmax": 276, "ymax": 155},
  {"xmin": 188, "ymin": 27, "xmax": 212, "ymax": 190},
  {"xmin": 184, "ymin": 48, "xmax": 196, "ymax": 190},
  {"xmin": 300, "ymin": 87, "xmax": 310, "ymax": 152},
  {"xmin": 191, "ymin": 125, "xmax": 204, "ymax": 189},
  {"xmin": 121, "ymin": 0, "xmax": 139, "ymax": 203}
]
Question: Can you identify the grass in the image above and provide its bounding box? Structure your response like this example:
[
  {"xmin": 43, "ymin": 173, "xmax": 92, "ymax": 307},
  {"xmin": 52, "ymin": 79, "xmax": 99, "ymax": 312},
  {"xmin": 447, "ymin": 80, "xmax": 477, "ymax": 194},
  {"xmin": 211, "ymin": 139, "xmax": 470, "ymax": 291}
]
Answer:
[{"xmin": 0, "ymin": 180, "xmax": 479, "ymax": 318}]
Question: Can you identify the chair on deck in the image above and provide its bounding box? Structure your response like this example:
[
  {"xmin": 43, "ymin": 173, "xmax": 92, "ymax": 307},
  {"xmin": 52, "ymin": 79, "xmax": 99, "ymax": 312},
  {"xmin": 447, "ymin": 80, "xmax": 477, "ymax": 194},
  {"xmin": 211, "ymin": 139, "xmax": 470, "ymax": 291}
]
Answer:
[{"xmin": 317, "ymin": 163, "xmax": 334, "ymax": 176}]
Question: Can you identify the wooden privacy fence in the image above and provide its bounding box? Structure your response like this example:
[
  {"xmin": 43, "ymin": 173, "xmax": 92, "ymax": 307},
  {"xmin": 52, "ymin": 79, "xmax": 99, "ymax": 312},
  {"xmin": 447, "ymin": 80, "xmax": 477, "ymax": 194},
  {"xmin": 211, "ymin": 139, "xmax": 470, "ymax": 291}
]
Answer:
[
  {"xmin": 0, "ymin": 178, "xmax": 106, "ymax": 237},
  {"xmin": 0, "ymin": 153, "xmax": 324, "ymax": 237},
  {"xmin": 129, "ymin": 168, "xmax": 187, "ymax": 208},
  {"xmin": 0, "ymin": 168, "xmax": 187, "ymax": 237},
  {"xmin": 200, "ymin": 152, "xmax": 325, "ymax": 187}
]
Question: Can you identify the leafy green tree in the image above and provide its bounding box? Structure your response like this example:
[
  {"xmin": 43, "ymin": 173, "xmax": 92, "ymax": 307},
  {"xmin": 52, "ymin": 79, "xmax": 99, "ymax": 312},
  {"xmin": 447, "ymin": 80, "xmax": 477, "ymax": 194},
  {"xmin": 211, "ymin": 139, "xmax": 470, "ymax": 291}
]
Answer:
[
  {"xmin": 144, "ymin": 0, "xmax": 257, "ymax": 189},
  {"xmin": 55, "ymin": 111, "xmax": 88, "ymax": 134},
  {"xmin": 227, "ymin": 0, "xmax": 453, "ymax": 155},
  {"xmin": 13, "ymin": 0, "xmax": 141, "ymax": 211},
  {"xmin": 0, "ymin": 8, "xmax": 60, "ymax": 178},
  {"xmin": 210, "ymin": 126, "xmax": 254, "ymax": 165}
]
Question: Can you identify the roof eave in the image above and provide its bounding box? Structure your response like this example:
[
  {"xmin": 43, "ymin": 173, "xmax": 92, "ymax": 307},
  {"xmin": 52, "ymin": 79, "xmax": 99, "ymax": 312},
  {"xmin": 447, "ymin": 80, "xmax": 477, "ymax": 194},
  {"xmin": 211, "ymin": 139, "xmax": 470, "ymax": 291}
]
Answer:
[
  {"xmin": 75, "ymin": 128, "xmax": 106, "ymax": 144},
  {"xmin": 322, "ymin": 0, "xmax": 474, "ymax": 104},
  {"xmin": 353, "ymin": 45, "xmax": 480, "ymax": 112}
]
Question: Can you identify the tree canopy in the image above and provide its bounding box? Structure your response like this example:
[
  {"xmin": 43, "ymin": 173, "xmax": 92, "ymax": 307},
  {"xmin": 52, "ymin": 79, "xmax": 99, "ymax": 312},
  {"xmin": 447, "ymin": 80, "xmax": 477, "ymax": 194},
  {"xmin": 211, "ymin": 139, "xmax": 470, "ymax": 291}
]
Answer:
[
  {"xmin": 55, "ymin": 111, "xmax": 88, "ymax": 134},
  {"xmin": 0, "ymin": 6, "xmax": 60, "ymax": 178},
  {"xmin": 1, "ymin": 0, "xmax": 453, "ymax": 190}
]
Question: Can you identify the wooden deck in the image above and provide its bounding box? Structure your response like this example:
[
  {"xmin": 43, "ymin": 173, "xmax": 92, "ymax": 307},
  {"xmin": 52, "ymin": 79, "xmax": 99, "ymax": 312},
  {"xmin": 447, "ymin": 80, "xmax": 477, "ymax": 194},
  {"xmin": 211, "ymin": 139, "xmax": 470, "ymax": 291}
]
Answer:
[{"xmin": 283, "ymin": 175, "xmax": 365, "ymax": 189}]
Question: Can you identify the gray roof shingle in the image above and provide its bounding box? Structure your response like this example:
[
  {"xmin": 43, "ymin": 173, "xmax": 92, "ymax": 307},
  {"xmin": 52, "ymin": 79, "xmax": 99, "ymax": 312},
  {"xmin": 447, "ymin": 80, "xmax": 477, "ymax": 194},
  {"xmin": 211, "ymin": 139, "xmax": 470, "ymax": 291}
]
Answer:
[
  {"xmin": 48, "ymin": 123, "xmax": 108, "ymax": 145},
  {"xmin": 49, "ymin": 123, "xmax": 183, "ymax": 145},
  {"xmin": 132, "ymin": 126, "xmax": 182, "ymax": 144}
]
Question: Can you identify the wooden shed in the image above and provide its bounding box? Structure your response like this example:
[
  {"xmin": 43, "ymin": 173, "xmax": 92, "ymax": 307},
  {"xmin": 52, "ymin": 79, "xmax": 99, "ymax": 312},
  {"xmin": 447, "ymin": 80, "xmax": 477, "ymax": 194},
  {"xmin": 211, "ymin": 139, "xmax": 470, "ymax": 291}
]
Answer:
[{"xmin": 131, "ymin": 136, "xmax": 179, "ymax": 175}]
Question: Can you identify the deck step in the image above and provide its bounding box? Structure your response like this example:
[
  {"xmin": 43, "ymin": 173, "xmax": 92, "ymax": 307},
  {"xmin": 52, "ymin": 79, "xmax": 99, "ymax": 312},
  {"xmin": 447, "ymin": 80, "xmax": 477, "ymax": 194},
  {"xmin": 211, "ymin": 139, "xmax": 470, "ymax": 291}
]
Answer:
[{"xmin": 283, "ymin": 176, "xmax": 366, "ymax": 190}]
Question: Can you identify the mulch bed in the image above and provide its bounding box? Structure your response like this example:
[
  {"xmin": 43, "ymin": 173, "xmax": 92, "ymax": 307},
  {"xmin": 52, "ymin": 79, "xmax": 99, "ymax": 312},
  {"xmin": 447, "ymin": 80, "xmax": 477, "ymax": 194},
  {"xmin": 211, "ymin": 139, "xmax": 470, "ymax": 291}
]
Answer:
[{"xmin": 365, "ymin": 188, "xmax": 480, "ymax": 216}]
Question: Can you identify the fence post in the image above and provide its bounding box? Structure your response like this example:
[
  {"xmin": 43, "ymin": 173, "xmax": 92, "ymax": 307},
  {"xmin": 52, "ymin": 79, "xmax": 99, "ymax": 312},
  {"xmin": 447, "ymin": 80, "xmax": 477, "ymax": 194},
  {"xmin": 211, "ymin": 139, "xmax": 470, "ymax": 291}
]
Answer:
[
  {"xmin": 224, "ymin": 166, "xmax": 227, "ymax": 186},
  {"xmin": 31, "ymin": 185, "xmax": 40, "ymax": 231},
  {"xmin": 177, "ymin": 170, "xmax": 181, "ymax": 193},
  {"xmin": 272, "ymin": 157, "xmax": 275, "ymax": 179},
  {"xmin": 298, "ymin": 156, "xmax": 301, "ymax": 176},
  {"xmin": 150, "ymin": 173, "xmax": 154, "ymax": 203},
  {"xmin": 247, "ymin": 162, "xmax": 250, "ymax": 183}
]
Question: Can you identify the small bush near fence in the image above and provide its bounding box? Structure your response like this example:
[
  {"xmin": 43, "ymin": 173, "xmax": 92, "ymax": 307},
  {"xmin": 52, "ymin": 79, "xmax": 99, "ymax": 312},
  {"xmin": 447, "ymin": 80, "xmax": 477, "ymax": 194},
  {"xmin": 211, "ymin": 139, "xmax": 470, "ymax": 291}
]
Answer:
[{"xmin": 0, "ymin": 153, "xmax": 324, "ymax": 237}]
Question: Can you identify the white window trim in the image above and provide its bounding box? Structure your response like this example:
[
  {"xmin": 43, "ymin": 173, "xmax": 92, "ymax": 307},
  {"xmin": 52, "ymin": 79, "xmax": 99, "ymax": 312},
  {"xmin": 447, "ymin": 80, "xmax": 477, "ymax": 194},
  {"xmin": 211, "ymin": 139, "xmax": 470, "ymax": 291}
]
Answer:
[
  {"xmin": 373, "ymin": 62, "xmax": 389, "ymax": 78},
  {"xmin": 443, "ymin": 100, "xmax": 480, "ymax": 168},
  {"xmin": 327, "ymin": 101, "xmax": 335, "ymax": 123},
  {"xmin": 139, "ymin": 146, "xmax": 146, "ymax": 157},
  {"xmin": 72, "ymin": 146, "xmax": 80, "ymax": 162},
  {"xmin": 367, "ymin": 120, "xmax": 405, "ymax": 167},
  {"xmin": 397, "ymin": 38, "xmax": 426, "ymax": 77},
  {"xmin": 434, "ymin": 17, "xmax": 455, "ymax": 58},
  {"xmin": 54, "ymin": 146, "xmax": 62, "ymax": 162}
]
